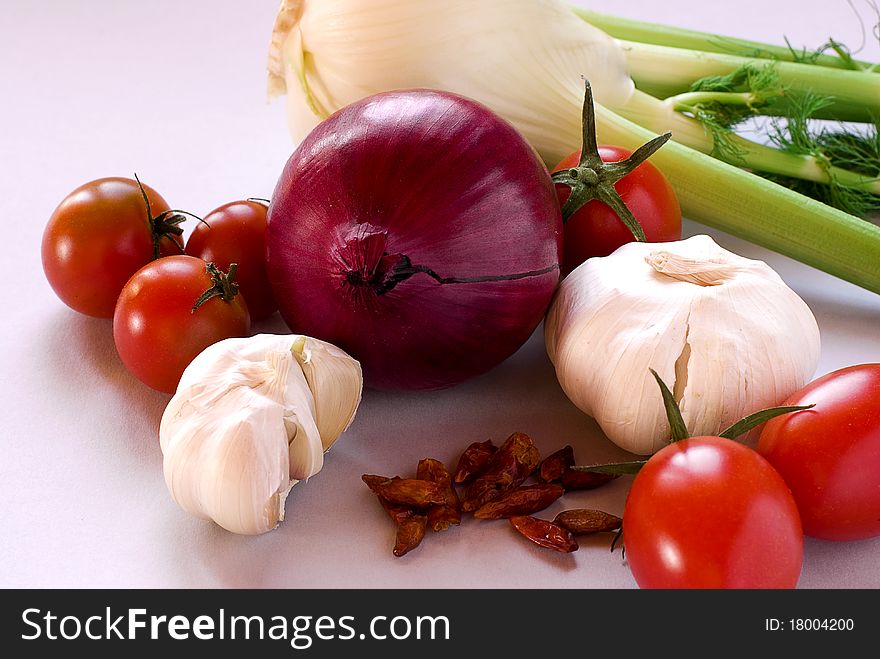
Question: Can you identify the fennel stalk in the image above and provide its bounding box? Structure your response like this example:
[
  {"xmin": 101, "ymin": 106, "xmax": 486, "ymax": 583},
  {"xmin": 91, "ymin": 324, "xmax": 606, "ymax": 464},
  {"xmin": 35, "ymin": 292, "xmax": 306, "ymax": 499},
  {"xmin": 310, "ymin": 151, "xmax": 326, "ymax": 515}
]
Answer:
[
  {"xmin": 574, "ymin": 7, "xmax": 879, "ymax": 69},
  {"xmin": 572, "ymin": 6, "xmax": 880, "ymax": 218}
]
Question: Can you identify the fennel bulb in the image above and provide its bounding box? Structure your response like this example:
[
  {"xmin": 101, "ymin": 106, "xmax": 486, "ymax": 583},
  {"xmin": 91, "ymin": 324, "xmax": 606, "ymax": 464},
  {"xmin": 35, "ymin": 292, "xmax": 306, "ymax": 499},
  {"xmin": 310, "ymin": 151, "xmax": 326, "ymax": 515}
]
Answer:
[{"xmin": 268, "ymin": 0, "xmax": 632, "ymax": 164}]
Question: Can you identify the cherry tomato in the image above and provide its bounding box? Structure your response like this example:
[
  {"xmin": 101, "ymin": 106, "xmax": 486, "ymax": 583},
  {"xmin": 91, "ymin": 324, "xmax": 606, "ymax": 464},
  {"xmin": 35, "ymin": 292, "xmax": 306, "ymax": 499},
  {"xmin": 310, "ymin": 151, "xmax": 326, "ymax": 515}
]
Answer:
[
  {"xmin": 758, "ymin": 364, "xmax": 880, "ymax": 541},
  {"xmin": 113, "ymin": 255, "xmax": 250, "ymax": 393},
  {"xmin": 41, "ymin": 177, "xmax": 184, "ymax": 318},
  {"xmin": 623, "ymin": 436, "xmax": 803, "ymax": 589},
  {"xmin": 185, "ymin": 200, "xmax": 277, "ymax": 320},
  {"xmin": 552, "ymin": 147, "xmax": 681, "ymax": 273}
]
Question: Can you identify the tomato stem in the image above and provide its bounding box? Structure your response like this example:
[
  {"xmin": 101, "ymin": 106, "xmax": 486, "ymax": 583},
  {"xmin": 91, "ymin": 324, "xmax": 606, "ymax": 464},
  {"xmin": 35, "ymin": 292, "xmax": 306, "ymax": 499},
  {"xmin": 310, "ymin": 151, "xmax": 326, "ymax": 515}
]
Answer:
[
  {"xmin": 650, "ymin": 368, "xmax": 690, "ymax": 442},
  {"xmin": 572, "ymin": 373, "xmax": 815, "ymax": 478},
  {"xmin": 550, "ymin": 80, "xmax": 670, "ymax": 240},
  {"xmin": 133, "ymin": 172, "xmax": 205, "ymax": 259},
  {"xmin": 191, "ymin": 262, "xmax": 240, "ymax": 313},
  {"xmin": 718, "ymin": 404, "xmax": 815, "ymax": 439},
  {"xmin": 572, "ymin": 461, "xmax": 647, "ymax": 475}
]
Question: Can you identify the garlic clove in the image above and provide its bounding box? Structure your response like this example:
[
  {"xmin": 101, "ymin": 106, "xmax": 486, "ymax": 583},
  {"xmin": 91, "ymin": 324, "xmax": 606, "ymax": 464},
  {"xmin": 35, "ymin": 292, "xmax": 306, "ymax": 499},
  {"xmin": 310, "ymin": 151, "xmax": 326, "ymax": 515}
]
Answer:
[
  {"xmin": 160, "ymin": 334, "xmax": 363, "ymax": 534},
  {"xmin": 278, "ymin": 348, "xmax": 325, "ymax": 481},
  {"xmin": 292, "ymin": 336, "xmax": 363, "ymax": 451},
  {"xmin": 162, "ymin": 387, "xmax": 292, "ymax": 535},
  {"xmin": 545, "ymin": 235, "xmax": 820, "ymax": 455}
]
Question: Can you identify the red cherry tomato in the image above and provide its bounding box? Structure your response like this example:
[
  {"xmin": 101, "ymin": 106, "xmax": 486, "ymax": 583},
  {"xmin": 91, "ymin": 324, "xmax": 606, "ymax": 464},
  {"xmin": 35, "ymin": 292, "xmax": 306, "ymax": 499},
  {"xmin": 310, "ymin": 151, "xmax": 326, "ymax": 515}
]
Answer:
[
  {"xmin": 758, "ymin": 364, "xmax": 880, "ymax": 541},
  {"xmin": 623, "ymin": 436, "xmax": 803, "ymax": 589},
  {"xmin": 185, "ymin": 200, "xmax": 278, "ymax": 321},
  {"xmin": 113, "ymin": 255, "xmax": 250, "ymax": 393},
  {"xmin": 41, "ymin": 177, "xmax": 183, "ymax": 318},
  {"xmin": 552, "ymin": 147, "xmax": 681, "ymax": 273}
]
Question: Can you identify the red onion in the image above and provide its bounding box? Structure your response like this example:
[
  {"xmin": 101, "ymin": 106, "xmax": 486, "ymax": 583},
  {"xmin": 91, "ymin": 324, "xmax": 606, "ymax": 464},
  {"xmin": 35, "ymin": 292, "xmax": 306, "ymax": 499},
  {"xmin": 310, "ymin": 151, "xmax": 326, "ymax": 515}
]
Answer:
[{"xmin": 267, "ymin": 89, "xmax": 562, "ymax": 390}]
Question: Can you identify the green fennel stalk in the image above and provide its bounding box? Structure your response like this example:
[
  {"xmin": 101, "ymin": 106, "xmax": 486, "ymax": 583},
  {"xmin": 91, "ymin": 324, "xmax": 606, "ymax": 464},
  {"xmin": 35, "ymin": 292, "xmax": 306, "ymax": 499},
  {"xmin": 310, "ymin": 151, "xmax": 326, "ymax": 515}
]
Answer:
[
  {"xmin": 594, "ymin": 105, "xmax": 880, "ymax": 293},
  {"xmin": 618, "ymin": 40, "xmax": 880, "ymax": 122},
  {"xmin": 573, "ymin": 7, "xmax": 880, "ymax": 71},
  {"xmin": 572, "ymin": 5, "xmax": 880, "ymax": 221},
  {"xmin": 615, "ymin": 90, "xmax": 880, "ymax": 195},
  {"xmin": 572, "ymin": 1, "xmax": 880, "ymax": 240}
]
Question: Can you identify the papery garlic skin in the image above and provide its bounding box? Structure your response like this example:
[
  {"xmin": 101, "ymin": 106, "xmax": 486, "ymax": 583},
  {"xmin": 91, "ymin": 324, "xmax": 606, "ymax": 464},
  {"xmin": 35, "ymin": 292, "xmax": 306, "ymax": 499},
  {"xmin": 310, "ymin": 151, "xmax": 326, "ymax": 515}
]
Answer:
[
  {"xmin": 545, "ymin": 235, "xmax": 820, "ymax": 455},
  {"xmin": 267, "ymin": 0, "xmax": 633, "ymax": 163},
  {"xmin": 159, "ymin": 334, "xmax": 362, "ymax": 535}
]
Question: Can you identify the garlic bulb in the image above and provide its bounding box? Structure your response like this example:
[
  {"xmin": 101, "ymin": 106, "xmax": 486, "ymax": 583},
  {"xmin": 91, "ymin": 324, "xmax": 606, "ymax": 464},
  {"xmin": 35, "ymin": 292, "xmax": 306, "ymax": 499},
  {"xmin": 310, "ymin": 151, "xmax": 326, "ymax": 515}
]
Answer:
[
  {"xmin": 159, "ymin": 334, "xmax": 362, "ymax": 534},
  {"xmin": 267, "ymin": 0, "xmax": 633, "ymax": 163},
  {"xmin": 545, "ymin": 235, "xmax": 820, "ymax": 455}
]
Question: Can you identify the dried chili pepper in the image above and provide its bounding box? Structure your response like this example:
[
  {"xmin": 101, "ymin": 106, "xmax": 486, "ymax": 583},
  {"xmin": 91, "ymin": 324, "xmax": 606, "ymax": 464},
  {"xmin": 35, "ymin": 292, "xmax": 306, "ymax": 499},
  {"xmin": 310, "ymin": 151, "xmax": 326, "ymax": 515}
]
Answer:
[
  {"xmin": 373, "ymin": 478, "xmax": 447, "ymax": 508},
  {"xmin": 361, "ymin": 473, "xmax": 395, "ymax": 493},
  {"xmin": 393, "ymin": 514, "xmax": 427, "ymax": 557},
  {"xmin": 417, "ymin": 458, "xmax": 461, "ymax": 531},
  {"xmin": 461, "ymin": 432, "xmax": 541, "ymax": 511},
  {"xmin": 509, "ymin": 515, "xmax": 578, "ymax": 553},
  {"xmin": 363, "ymin": 474, "xmax": 412, "ymax": 522},
  {"xmin": 538, "ymin": 445, "xmax": 575, "ymax": 483},
  {"xmin": 462, "ymin": 471, "xmax": 507, "ymax": 512},
  {"xmin": 363, "ymin": 474, "xmax": 429, "ymax": 557},
  {"xmin": 553, "ymin": 509, "xmax": 622, "ymax": 535},
  {"xmin": 453, "ymin": 439, "xmax": 497, "ymax": 484},
  {"xmin": 473, "ymin": 483, "xmax": 565, "ymax": 519},
  {"xmin": 504, "ymin": 432, "xmax": 542, "ymax": 479}
]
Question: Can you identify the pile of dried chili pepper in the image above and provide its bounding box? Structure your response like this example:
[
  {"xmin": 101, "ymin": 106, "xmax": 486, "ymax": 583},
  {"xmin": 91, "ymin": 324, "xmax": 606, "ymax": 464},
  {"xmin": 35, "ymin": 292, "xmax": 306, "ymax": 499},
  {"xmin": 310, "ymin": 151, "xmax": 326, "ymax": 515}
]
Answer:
[{"xmin": 362, "ymin": 432, "xmax": 623, "ymax": 557}]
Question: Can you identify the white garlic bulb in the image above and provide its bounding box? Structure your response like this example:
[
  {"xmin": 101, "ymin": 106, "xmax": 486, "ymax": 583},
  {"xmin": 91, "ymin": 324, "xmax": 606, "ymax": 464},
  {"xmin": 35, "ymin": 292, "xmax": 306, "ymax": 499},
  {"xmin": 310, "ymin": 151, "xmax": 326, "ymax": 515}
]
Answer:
[
  {"xmin": 545, "ymin": 235, "xmax": 820, "ymax": 455},
  {"xmin": 159, "ymin": 334, "xmax": 362, "ymax": 534}
]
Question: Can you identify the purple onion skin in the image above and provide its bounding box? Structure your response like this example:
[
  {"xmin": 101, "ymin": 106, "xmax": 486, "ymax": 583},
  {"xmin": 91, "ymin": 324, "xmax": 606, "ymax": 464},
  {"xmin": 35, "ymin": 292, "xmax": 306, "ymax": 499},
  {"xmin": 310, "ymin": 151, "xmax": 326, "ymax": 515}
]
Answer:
[{"xmin": 267, "ymin": 89, "xmax": 562, "ymax": 390}]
